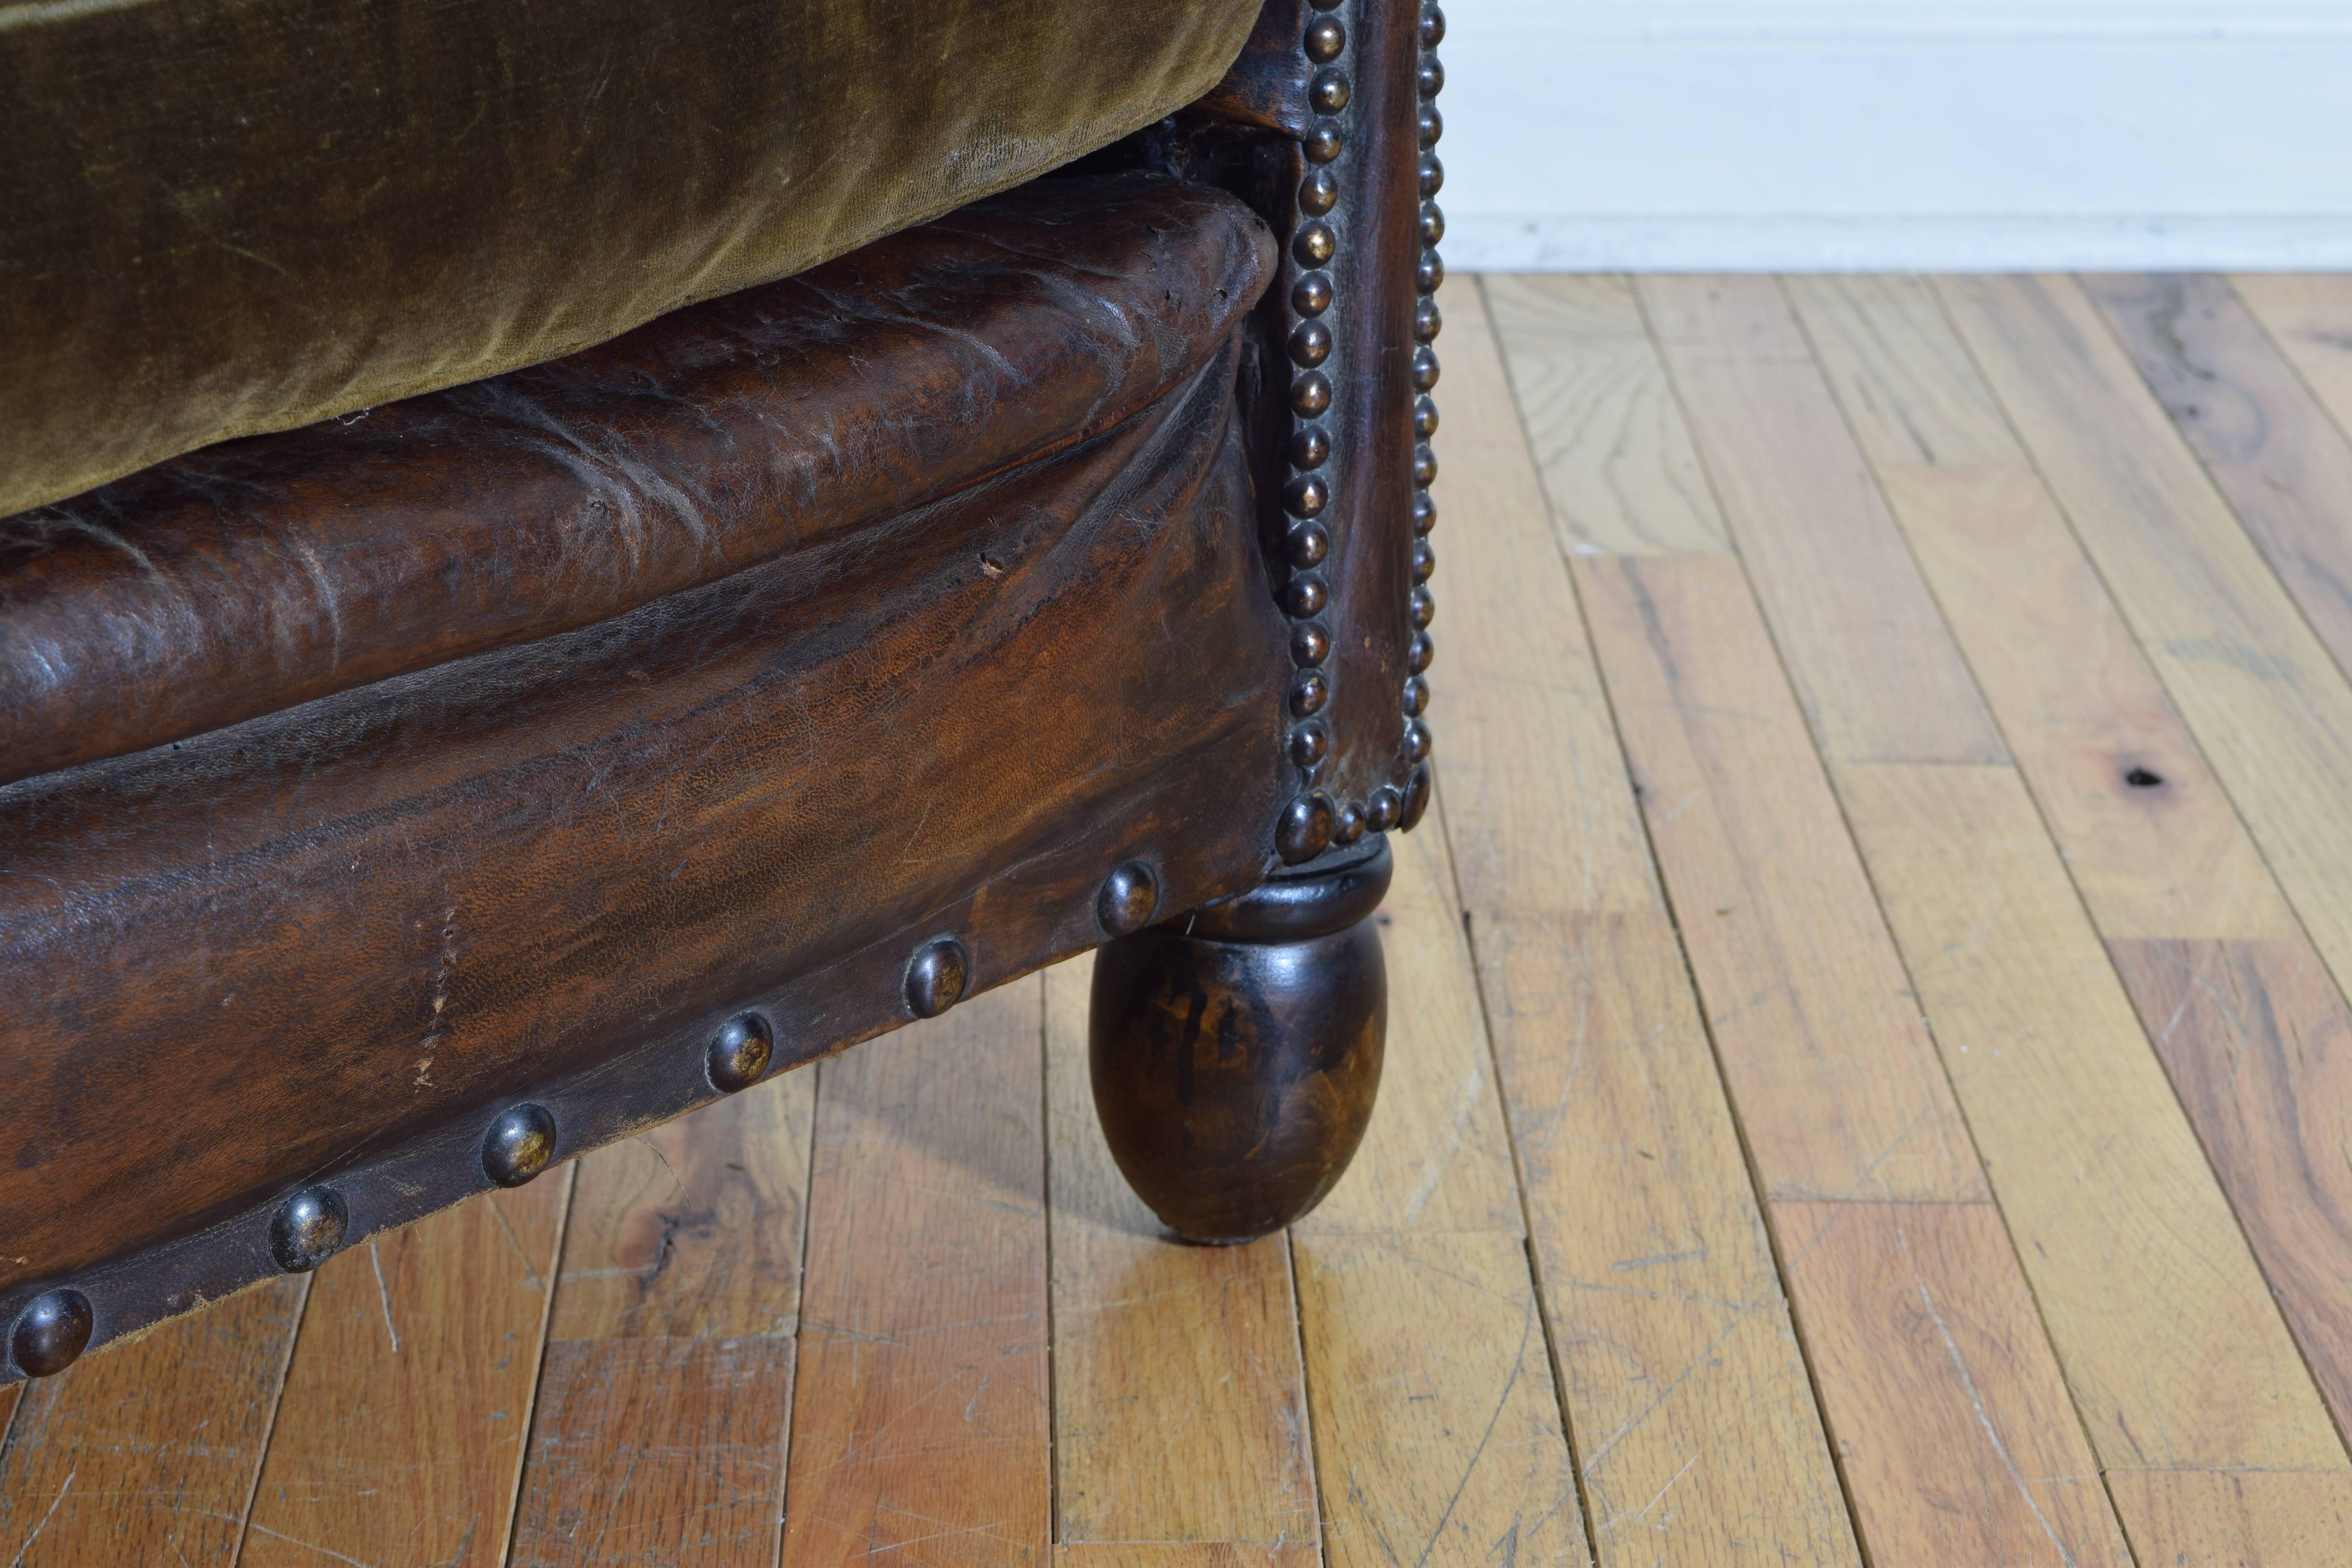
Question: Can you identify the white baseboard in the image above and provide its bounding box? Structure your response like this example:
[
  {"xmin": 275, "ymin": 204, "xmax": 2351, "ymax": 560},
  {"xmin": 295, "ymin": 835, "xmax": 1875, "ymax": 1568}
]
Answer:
[
  {"xmin": 1441, "ymin": 2, "xmax": 2352, "ymax": 270},
  {"xmin": 1446, "ymin": 216, "xmax": 2352, "ymax": 273}
]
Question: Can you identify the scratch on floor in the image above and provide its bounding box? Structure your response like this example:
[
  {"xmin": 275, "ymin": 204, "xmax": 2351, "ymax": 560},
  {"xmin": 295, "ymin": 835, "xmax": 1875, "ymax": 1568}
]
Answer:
[
  {"xmin": 1893, "ymin": 1216, "xmax": 2078, "ymax": 1567},
  {"xmin": 1401, "ymin": 1063, "xmax": 1488, "ymax": 1224},
  {"xmin": 10, "ymin": 1465, "xmax": 76, "ymax": 1568},
  {"xmin": 371, "ymin": 1241, "xmax": 403, "ymax": 1356}
]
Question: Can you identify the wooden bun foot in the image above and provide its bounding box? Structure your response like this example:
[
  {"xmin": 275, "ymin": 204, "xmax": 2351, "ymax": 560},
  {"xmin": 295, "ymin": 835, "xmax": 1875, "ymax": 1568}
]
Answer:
[{"xmin": 1088, "ymin": 840, "xmax": 1390, "ymax": 1243}]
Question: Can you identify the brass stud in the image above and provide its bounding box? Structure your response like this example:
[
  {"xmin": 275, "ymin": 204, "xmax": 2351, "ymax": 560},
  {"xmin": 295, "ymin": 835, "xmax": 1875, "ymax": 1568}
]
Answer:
[
  {"xmin": 1415, "ymin": 395, "xmax": 1440, "ymax": 439},
  {"xmin": 1418, "ymin": 103, "xmax": 1443, "ymax": 149},
  {"xmin": 1420, "ymin": 152, "xmax": 1445, "ymax": 200},
  {"xmin": 1292, "ymin": 623, "xmax": 1331, "ymax": 667},
  {"xmin": 1414, "ymin": 297, "xmax": 1443, "ymax": 343},
  {"xmin": 1291, "ymin": 671, "xmax": 1331, "ymax": 717},
  {"xmin": 1096, "ymin": 862, "xmax": 1161, "ymax": 937},
  {"xmin": 1366, "ymin": 786, "xmax": 1403, "ymax": 833},
  {"xmin": 1332, "ymin": 802, "xmax": 1367, "ymax": 846},
  {"xmin": 1413, "ymin": 443, "xmax": 1439, "ymax": 486},
  {"xmin": 1287, "ymin": 575, "xmax": 1328, "ymax": 617},
  {"xmin": 1420, "ymin": 203, "xmax": 1445, "ymax": 247},
  {"xmin": 1413, "ymin": 539, "xmax": 1436, "ymax": 583},
  {"xmin": 1422, "ymin": 4, "xmax": 1447, "ymax": 48},
  {"xmin": 483, "ymin": 1103, "xmax": 558, "ymax": 1188},
  {"xmin": 905, "ymin": 937, "xmax": 970, "ymax": 1018},
  {"xmin": 1309, "ymin": 68, "xmax": 1351, "ymax": 115},
  {"xmin": 1284, "ymin": 474, "xmax": 1329, "ymax": 519},
  {"xmin": 707, "ymin": 1012, "xmax": 775, "ymax": 1093},
  {"xmin": 1293, "ymin": 270, "xmax": 1334, "ymax": 315},
  {"xmin": 1405, "ymin": 719, "xmax": 1434, "ymax": 764},
  {"xmin": 1299, "ymin": 169, "xmax": 1338, "ymax": 218},
  {"xmin": 1289, "ymin": 521, "xmax": 1330, "ymax": 568},
  {"xmin": 1294, "ymin": 222, "xmax": 1336, "ymax": 269},
  {"xmin": 1305, "ymin": 13, "xmax": 1346, "ymax": 61},
  {"xmin": 1289, "ymin": 319, "xmax": 1333, "ymax": 368},
  {"xmin": 1291, "ymin": 371, "xmax": 1333, "ymax": 417},
  {"xmin": 1290, "ymin": 722, "xmax": 1330, "ymax": 768},
  {"xmin": 1412, "ymin": 491, "xmax": 1436, "ymax": 535},
  {"xmin": 1305, "ymin": 120, "xmax": 1344, "ymax": 164},
  {"xmin": 1410, "ymin": 584, "xmax": 1436, "ymax": 629},
  {"xmin": 1417, "ymin": 249, "xmax": 1445, "ymax": 295},
  {"xmin": 1277, "ymin": 793, "xmax": 1336, "ymax": 864},
  {"xmin": 270, "ymin": 1185, "xmax": 349, "ymax": 1273},
  {"xmin": 1289, "ymin": 424, "xmax": 1331, "ymax": 470},
  {"xmin": 1401, "ymin": 763, "xmax": 1433, "ymax": 830},
  {"xmin": 9, "ymin": 1289, "xmax": 93, "ymax": 1379},
  {"xmin": 1408, "ymin": 630, "xmax": 1434, "ymax": 673},
  {"xmin": 1404, "ymin": 674, "xmax": 1430, "ymax": 716},
  {"xmin": 1419, "ymin": 56, "xmax": 1445, "ymax": 98},
  {"xmin": 1412, "ymin": 345, "xmax": 1441, "ymax": 392}
]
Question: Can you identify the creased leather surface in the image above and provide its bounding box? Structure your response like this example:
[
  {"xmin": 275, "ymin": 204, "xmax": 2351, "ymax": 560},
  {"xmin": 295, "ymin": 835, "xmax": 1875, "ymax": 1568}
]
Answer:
[
  {"xmin": 0, "ymin": 175, "xmax": 1275, "ymax": 787},
  {"xmin": 0, "ymin": 321, "xmax": 1289, "ymax": 1305},
  {"xmin": 0, "ymin": 0, "xmax": 1262, "ymax": 517}
]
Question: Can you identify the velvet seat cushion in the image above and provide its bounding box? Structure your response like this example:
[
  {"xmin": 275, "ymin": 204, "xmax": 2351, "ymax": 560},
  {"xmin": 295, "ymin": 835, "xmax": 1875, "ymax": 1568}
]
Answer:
[{"xmin": 0, "ymin": 0, "xmax": 1261, "ymax": 519}]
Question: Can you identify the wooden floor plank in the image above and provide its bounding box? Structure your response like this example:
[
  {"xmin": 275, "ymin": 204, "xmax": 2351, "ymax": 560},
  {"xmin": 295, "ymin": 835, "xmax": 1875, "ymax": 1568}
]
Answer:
[
  {"xmin": 2105, "ymin": 937, "xmax": 2352, "ymax": 1431},
  {"xmin": 1450, "ymin": 278, "xmax": 1857, "ymax": 1566},
  {"xmin": 1773, "ymin": 1202, "xmax": 2129, "ymax": 1566},
  {"xmin": 1835, "ymin": 762, "xmax": 2344, "ymax": 1471},
  {"xmin": 2228, "ymin": 273, "xmax": 2352, "ymax": 441},
  {"xmin": 1053, "ymin": 1546, "xmax": 1317, "ymax": 1568},
  {"xmin": 519, "ymin": 1336, "xmax": 797, "ymax": 1568},
  {"xmin": 245, "ymin": 1181, "xmax": 569, "ymax": 1568},
  {"xmin": 1573, "ymin": 550, "xmax": 2140, "ymax": 1556},
  {"xmin": 0, "ymin": 1278, "xmax": 303, "ymax": 1565},
  {"xmin": 1789, "ymin": 271, "xmax": 2352, "ymax": 1451},
  {"xmin": 1573, "ymin": 553, "xmax": 1984, "ymax": 1206},
  {"xmin": 511, "ymin": 1069, "xmax": 817, "ymax": 1566},
  {"xmin": 780, "ymin": 982, "xmax": 1050, "ymax": 1568},
  {"xmin": 2104, "ymin": 1469, "xmax": 2352, "ymax": 1567},
  {"xmin": 1042, "ymin": 954, "xmax": 1317, "ymax": 1551},
  {"xmin": 1478, "ymin": 274, "xmax": 1730, "ymax": 557},
  {"xmin": 1936, "ymin": 273, "xmax": 2352, "ymax": 1001},
  {"xmin": 1294, "ymin": 1232, "xmax": 1586, "ymax": 1568},
  {"xmin": 1293, "ymin": 804, "xmax": 1523, "ymax": 1240},
  {"xmin": 1646, "ymin": 271, "xmax": 2347, "ymax": 1475},
  {"xmin": 1790, "ymin": 279, "xmax": 2298, "ymax": 946},
  {"xmin": 1633, "ymin": 275, "xmax": 2007, "ymax": 765},
  {"xmin": 2089, "ymin": 272, "xmax": 2352, "ymax": 691}
]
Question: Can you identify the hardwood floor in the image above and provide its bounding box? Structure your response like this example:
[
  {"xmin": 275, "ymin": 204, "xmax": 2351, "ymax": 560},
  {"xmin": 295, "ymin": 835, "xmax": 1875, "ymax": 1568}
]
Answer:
[{"xmin": 10, "ymin": 273, "xmax": 2352, "ymax": 1564}]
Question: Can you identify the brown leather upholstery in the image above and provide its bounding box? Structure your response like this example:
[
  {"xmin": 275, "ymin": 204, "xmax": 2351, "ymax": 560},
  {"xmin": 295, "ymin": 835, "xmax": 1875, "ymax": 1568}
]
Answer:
[
  {"xmin": 0, "ymin": 0, "xmax": 1261, "ymax": 518},
  {"xmin": 0, "ymin": 175, "xmax": 1268, "ymax": 787},
  {"xmin": 0, "ymin": 174, "xmax": 1285, "ymax": 1313}
]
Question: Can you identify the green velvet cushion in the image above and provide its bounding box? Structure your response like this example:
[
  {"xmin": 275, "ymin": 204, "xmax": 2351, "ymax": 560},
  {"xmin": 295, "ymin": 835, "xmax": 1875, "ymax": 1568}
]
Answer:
[{"xmin": 0, "ymin": 0, "xmax": 1260, "ymax": 517}]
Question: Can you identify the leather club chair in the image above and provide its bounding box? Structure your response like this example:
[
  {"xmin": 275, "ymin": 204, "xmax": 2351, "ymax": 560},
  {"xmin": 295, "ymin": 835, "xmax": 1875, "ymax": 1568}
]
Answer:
[{"xmin": 0, "ymin": 0, "xmax": 1448, "ymax": 1381}]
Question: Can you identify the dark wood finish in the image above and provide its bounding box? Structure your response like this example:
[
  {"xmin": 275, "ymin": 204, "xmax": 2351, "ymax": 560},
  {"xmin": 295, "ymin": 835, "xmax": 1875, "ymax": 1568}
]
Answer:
[
  {"xmin": 0, "ymin": 180, "xmax": 1291, "ymax": 1368},
  {"xmin": 1088, "ymin": 842, "xmax": 1389, "ymax": 1243},
  {"xmin": 0, "ymin": 177, "xmax": 1270, "ymax": 786}
]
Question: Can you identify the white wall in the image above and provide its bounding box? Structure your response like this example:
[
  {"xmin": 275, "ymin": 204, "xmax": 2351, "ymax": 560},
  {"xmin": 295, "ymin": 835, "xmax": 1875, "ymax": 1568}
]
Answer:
[{"xmin": 1440, "ymin": 1, "xmax": 2352, "ymax": 269}]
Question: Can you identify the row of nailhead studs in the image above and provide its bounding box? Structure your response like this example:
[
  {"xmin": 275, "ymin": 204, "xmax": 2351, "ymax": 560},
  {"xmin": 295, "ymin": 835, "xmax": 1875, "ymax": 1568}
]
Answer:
[
  {"xmin": 1397, "ymin": 1, "xmax": 1443, "ymax": 832},
  {"xmin": 4, "ymin": 861, "xmax": 1172, "ymax": 1380},
  {"xmin": 1275, "ymin": 0, "xmax": 1358, "ymax": 864},
  {"xmin": 1274, "ymin": 0, "xmax": 1444, "ymax": 864}
]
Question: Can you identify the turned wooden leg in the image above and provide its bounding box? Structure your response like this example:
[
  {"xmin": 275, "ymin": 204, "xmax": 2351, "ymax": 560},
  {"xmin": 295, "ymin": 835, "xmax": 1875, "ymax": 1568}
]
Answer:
[{"xmin": 1088, "ymin": 841, "xmax": 1389, "ymax": 1243}]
